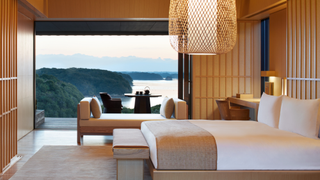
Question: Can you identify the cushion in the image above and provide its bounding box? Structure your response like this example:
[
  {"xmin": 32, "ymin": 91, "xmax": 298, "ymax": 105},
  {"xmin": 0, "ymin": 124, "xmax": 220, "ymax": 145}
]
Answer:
[
  {"xmin": 172, "ymin": 98, "xmax": 188, "ymax": 119},
  {"xmin": 279, "ymin": 96, "xmax": 320, "ymax": 139},
  {"xmin": 79, "ymin": 97, "xmax": 93, "ymax": 120},
  {"xmin": 90, "ymin": 96, "xmax": 102, "ymax": 118},
  {"xmin": 160, "ymin": 97, "xmax": 174, "ymax": 118},
  {"xmin": 257, "ymin": 93, "xmax": 283, "ymax": 128}
]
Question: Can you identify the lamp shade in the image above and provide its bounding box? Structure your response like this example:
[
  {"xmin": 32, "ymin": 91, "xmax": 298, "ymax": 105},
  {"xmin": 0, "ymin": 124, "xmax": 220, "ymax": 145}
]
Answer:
[{"xmin": 169, "ymin": 0, "xmax": 237, "ymax": 55}]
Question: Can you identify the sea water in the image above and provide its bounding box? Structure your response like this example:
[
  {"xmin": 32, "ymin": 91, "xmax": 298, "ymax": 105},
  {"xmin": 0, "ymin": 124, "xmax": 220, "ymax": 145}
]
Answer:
[{"xmin": 113, "ymin": 79, "xmax": 178, "ymax": 108}]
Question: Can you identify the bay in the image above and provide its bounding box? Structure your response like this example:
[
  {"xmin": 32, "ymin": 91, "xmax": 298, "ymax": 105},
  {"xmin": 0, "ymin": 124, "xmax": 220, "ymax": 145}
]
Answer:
[{"xmin": 113, "ymin": 79, "xmax": 178, "ymax": 108}]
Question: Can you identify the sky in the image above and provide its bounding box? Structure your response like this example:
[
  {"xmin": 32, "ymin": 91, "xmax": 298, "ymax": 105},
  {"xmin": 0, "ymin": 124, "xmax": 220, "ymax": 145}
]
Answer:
[
  {"xmin": 36, "ymin": 35, "xmax": 178, "ymax": 72},
  {"xmin": 36, "ymin": 54, "xmax": 178, "ymax": 72},
  {"xmin": 36, "ymin": 36, "xmax": 177, "ymax": 58}
]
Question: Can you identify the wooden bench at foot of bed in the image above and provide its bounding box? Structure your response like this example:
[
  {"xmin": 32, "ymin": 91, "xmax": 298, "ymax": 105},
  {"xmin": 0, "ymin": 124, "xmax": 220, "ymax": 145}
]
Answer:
[{"xmin": 113, "ymin": 129, "xmax": 149, "ymax": 180}]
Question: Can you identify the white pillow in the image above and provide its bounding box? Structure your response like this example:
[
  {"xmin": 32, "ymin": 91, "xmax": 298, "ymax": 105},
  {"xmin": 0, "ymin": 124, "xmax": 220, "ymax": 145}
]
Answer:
[
  {"xmin": 160, "ymin": 97, "xmax": 174, "ymax": 118},
  {"xmin": 258, "ymin": 93, "xmax": 283, "ymax": 128},
  {"xmin": 90, "ymin": 96, "xmax": 102, "ymax": 118},
  {"xmin": 279, "ymin": 96, "xmax": 320, "ymax": 139}
]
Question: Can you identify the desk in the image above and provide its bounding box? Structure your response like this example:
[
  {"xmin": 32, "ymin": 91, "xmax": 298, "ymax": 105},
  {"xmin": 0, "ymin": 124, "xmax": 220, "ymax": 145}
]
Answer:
[
  {"xmin": 226, "ymin": 97, "xmax": 260, "ymax": 120},
  {"xmin": 125, "ymin": 94, "xmax": 162, "ymax": 113}
]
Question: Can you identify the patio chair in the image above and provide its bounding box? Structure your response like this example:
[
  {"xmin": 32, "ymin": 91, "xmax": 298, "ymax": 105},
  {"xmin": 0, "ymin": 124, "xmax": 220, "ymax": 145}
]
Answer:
[
  {"xmin": 99, "ymin": 92, "xmax": 123, "ymax": 113},
  {"xmin": 216, "ymin": 99, "xmax": 250, "ymax": 120}
]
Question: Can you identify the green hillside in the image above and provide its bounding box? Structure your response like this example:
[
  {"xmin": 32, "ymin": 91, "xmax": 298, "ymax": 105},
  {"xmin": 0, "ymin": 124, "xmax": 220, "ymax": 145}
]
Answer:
[
  {"xmin": 36, "ymin": 74, "xmax": 84, "ymax": 117},
  {"xmin": 36, "ymin": 68, "xmax": 133, "ymax": 97},
  {"xmin": 118, "ymin": 73, "xmax": 133, "ymax": 86}
]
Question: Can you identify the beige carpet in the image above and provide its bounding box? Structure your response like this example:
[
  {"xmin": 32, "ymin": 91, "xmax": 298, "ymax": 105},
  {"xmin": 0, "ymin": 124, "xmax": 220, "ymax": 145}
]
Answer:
[{"xmin": 10, "ymin": 146, "xmax": 152, "ymax": 180}]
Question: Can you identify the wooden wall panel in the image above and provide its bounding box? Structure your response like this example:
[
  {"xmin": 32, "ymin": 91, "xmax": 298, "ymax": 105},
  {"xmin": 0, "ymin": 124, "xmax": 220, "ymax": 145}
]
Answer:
[
  {"xmin": 270, "ymin": 9, "xmax": 287, "ymax": 78},
  {"xmin": 192, "ymin": 21, "xmax": 261, "ymax": 120},
  {"xmin": 0, "ymin": 0, "xmax": 18, "ymax": 174},
  {"xmin": 47, "ymin": 0, "xmax": 170, "ymax": 19},
  {"xmin": 287, "ymin": 0, "xmax": 320, "ymax": 99},
  {"xmin": 17, "ymin": 10, "xmax": 34, "ymax": 140}
]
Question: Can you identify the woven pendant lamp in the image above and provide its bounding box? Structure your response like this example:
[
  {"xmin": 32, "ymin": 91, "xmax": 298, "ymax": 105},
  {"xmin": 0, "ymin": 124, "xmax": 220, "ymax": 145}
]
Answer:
[{"xmin": 169, "ymin": 0, "xmax": 237, "ymax": 55}]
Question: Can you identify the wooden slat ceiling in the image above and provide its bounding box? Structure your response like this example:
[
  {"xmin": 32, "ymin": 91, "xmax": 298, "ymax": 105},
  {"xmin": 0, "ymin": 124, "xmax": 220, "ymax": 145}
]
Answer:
[{"xmin": 35, "ymin": 21, "xmax": 168, "ymax": 35}]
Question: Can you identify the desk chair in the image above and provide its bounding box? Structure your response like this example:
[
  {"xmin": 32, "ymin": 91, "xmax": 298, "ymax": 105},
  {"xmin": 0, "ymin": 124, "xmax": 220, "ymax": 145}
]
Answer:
[{"xmin": 216, "ymin": 99, "xmax": 250, "ymax": 120}]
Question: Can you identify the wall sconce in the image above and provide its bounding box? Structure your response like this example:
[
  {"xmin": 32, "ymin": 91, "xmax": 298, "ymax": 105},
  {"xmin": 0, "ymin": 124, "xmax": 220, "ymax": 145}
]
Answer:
[{"xmin": 261, "ymin": 71, "xmax": 277, "ymax": 77}]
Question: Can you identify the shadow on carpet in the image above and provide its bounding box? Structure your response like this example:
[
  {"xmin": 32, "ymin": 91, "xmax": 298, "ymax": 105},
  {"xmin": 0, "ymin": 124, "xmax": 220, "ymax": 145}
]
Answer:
[{"xmin": 10, "ymin": 146, "xmax": 152, "ymax": 180}]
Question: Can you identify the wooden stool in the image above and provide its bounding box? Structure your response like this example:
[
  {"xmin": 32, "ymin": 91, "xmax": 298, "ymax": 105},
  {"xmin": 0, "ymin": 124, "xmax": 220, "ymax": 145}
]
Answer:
[{"xmin": 113, "ymin": 129, "xmax": 149, "ymax": 180}]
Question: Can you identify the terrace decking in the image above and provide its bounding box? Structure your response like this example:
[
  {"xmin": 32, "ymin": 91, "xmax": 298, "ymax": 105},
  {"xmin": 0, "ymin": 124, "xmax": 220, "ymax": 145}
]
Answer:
[{"xmin": 36, "ymin": 118, "xmax": 77, "ymax": 130}]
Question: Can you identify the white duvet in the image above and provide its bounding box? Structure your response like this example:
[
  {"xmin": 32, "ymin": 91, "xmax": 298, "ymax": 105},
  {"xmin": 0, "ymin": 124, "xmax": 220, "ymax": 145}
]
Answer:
[{"xmin": 141, "ymin": 120, "xmax": 320, "ymax": 170}]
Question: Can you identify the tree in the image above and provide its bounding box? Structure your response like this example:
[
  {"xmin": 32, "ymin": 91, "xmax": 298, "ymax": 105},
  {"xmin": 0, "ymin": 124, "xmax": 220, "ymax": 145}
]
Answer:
[
  {"xmin": 36, "ymin": 68, "xmax": 133, "ymax": 97},
  {"xmin": 36, "ymin": 74, "xmax": 84, "ymax": 117}
]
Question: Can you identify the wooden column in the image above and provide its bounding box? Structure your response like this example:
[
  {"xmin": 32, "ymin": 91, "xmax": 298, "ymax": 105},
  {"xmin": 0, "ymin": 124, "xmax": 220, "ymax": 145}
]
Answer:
[
  {"xmin": 0, "ymin": 0, "xmax": 18, "ymax": 174},
  {"xmin": 178, "ymin": 53, "xmax": 183, "ymax": 99},
  {"xmin": 183, "ymin": 54, "xmax": 190, "ymax": 104},
  {"xmin": 184, "ymin": 54, "xmax": 191, "ymax": 118}
]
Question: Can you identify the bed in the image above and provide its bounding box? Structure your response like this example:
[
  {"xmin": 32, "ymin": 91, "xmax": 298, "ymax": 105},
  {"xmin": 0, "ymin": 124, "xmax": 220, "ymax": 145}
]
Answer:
[{"xmin": 140, "ymin": 94, "xmax": 320, "ymax": 180}]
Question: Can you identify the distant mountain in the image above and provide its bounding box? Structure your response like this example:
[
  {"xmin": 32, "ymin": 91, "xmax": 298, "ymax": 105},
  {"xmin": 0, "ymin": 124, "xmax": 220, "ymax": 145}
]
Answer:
[
  {"xmin": 122, "ymin": 72, "xmax": 163, "ymax": 80},
  {"xmin": 36, "ymin": 74, "xmax": 84, "ymax": 117},
  {"xmin": 157, "ymin": 72, "xmax": 178, "ymax": 79},
  {"xmin": 36, "ymin": 68, "xmax": 132, "ymax": 97},
  {"xmin": 120, "ymin": 71, "xmax": 178, "ymax": 79},
  {"xmin": 36, "ymin": 54, "xmax": 178, "ymax": 72}
]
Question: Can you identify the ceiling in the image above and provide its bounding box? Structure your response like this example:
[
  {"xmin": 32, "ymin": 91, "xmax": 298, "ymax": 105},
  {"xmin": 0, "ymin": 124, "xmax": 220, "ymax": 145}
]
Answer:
[{"xmin": 35, "ymin": 21, "xmax": 169, "ymax": 35}]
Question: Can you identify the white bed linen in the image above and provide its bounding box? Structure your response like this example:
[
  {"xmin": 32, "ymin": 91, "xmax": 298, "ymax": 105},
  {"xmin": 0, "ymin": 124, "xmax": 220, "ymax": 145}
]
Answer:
[
  {"xmin": 141, "ymin": 120, "xmax": 320, "ymax": 170},
  {"xmin": 141, "ymin": 122, "xmax": 159, "ymax": 168}
]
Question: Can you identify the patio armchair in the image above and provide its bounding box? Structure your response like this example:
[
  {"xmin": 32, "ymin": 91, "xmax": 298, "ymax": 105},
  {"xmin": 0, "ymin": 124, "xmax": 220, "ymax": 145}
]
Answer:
[{"xmin": 99, "ymin": 92, "xmax": 123, "ymax": 113}]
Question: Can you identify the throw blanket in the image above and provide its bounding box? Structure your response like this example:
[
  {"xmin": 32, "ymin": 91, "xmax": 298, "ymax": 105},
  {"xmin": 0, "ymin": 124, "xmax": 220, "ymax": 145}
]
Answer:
[{"xmin": 143, "ymin": 121, "xmax": 217, "ymax": 170}]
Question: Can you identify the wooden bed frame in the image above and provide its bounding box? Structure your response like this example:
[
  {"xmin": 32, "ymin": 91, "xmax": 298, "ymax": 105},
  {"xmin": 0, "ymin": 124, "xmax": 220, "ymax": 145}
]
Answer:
[{"xmin": 147, "ymin": 159, "xmax": 320, "ymax": 180}]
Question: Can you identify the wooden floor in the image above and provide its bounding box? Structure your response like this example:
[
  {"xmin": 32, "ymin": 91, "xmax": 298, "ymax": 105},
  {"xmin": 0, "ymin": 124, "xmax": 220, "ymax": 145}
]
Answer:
[
  {"xmin": 36, "ymin": 118, "xmax": 77, "ymax": 130},
  {"xmin": 0, "ymin": 130, "xmax": 113, "ymax": 180}
]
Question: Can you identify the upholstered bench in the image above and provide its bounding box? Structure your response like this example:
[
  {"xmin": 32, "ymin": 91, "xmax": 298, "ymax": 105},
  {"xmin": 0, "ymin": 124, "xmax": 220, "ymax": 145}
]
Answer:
[
  {"xmin": 77, "ymin": 97, "xmax": 188, "ymax": 144},
  {"xmin": 113, "ymin": 129, "xmax": 149, "ymax": 180}
]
